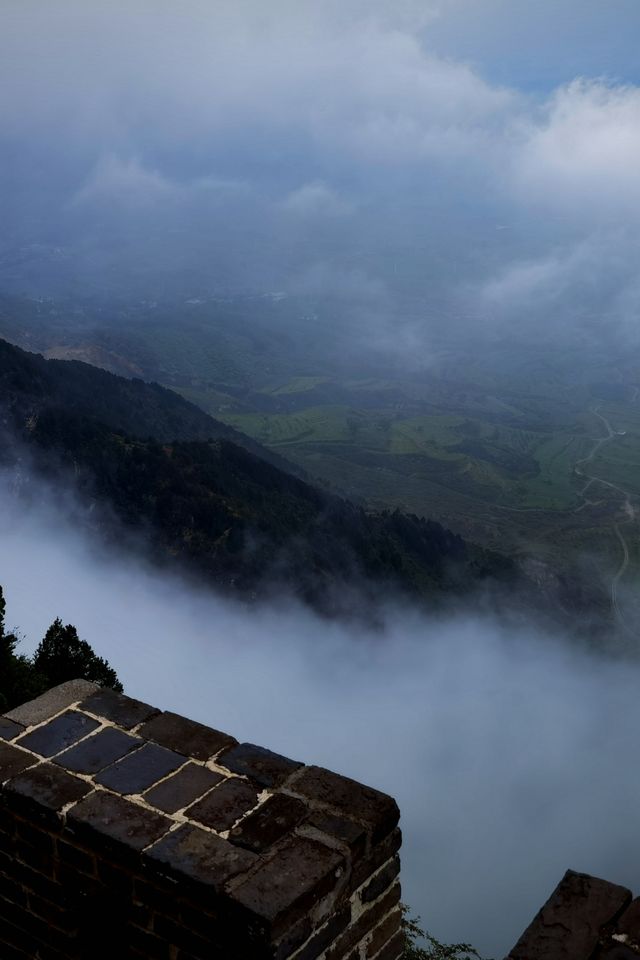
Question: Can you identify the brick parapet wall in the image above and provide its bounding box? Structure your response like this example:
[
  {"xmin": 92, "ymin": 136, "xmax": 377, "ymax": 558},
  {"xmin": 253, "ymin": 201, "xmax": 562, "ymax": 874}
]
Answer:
[
  {"xmin": 0, "ymin": 681, "xmax": 402, "ymax": 960},
  {"xmin": 509, "ymin": 869, "xmax": 640, "ymax": 958}
]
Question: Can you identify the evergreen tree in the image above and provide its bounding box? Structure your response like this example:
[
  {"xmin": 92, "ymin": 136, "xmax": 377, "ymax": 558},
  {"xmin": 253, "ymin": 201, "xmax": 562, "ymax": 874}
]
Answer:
[
  {"xmin": 33, "ymin": 618, "xmax": 123, "ymax": 692},
  {"xmin": 0, "ymin": 586, "xmax": 47, "ymax": 711},
  {"xmin": 0, "ymin": 587, "xmax": 123, "ymax": 711}
]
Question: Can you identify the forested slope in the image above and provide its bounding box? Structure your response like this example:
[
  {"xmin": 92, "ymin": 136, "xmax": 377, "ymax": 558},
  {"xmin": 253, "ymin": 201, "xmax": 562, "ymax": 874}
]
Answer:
[{"xmin": 0, "ymin": 338, "xmax": 519, "ymax": 612}]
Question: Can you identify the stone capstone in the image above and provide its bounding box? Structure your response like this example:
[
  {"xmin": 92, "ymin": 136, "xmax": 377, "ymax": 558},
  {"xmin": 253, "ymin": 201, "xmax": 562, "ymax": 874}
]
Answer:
[{"xmin": 0, "ymin": 680, "xmax": 403, "ymax": 960}]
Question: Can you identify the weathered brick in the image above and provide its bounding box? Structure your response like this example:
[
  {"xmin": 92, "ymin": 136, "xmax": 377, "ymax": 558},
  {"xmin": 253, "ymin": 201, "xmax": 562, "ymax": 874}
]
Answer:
[
  {"xmin": 55, "ymin": 726, "xmax": 141, "ymax": 774},
  {"xmin": 288, "ymin": 905, "xmax": 352, "ymax": 960},
  {"xmin": 186, "ymin": 776, "xmax": 260, "ymax": 831},
  {"xmin": 146, "ymin": 822, "xmax": 257, "ymax": 892},
  {"xmin": 96, "ymin": 857, "xmax": 133, "ymax": 895},
  {"xmin": 0, "ymin": 803, "xmax": 17, "ymax": 838},
  {"xmin": 15, "ymin": 836, "xmax": 56, "ymax": 875},
  {"xmin": 56, "ymin": 838, "xmax": 97, "ymax": 876},
  {"xmin": 508, "ymin": 870, "xmax": 631, "ymax": 960},
  {"xmin": 360, "ymin": 856, "xmax": 400, "ymax": 904},
  {"xmin": 0, "ymin": 740, "xmax": 38, "ymax": 782},
  {"xmin": 144, "ymin": 761, "xmax": 223, "ymax": 813},
  {"xmin": 290, "ymin": 767, "xmax": 399, "ymax": 844},
  {"xmin": 80, "ymin": 687, "xmax": 160, "ymax": 729},
  {"xmin": 307, "ymin": 810, "xmax": 367, "ymax": 861},
  {"xmin": 15, "ymin": 817, "xmax": 55, "ymax": 856},
  {"xmin": 229, "ymin": 793, "xmax": 307, "ymax": 853},
  {"xmin": 0, "ymin": 717, "xmax": 25, "ymax": 742},
  {"xmin": 218, "ymin": 742, "xmax": 302, "ymax": 787},
  {"xmin": 0, "ymin": 892, "xmax": 72, "ymax": 951},
  {"xmin": 139, "ymin": 710, "xmax": 236, "ymax": 760},
  {"xmin": 365, "ymin": 907, "xmax": 401, "ymax": 957},
  {"xmin": 16, "ymin": 710, "xmax": 100, "ymax": 757},
  {"xmin": 27, "ymin": 891, "xmax": 77, "ymax": 933},
  {"xmin": 326, "ymin": 885, "xmax": 400, "ymax": 960},
  {"xmin": 133, "ymin": 878, "xmax": 178, "ymax": 916},
  {"xmin": 273, "ymin": 914, "xmax": 314, "ymax": 960},
  {"xmin": 3, "ymin": 761, "xmax": 91, "ymax": 827},
  {"xmin": 596, "ymin": 946, "xmax": 638, "ymax": 959},
  {"xmin": 616, "ymin": 896, "xmax": 640, "ymax": 936},
  {"xmin": 349, "ymin": 828, "xmax": 402, "ymax": 894},
  {"xmin": 95, "ymin": 741, "xmax": 186, "ymax": 794},
  {"xmin": 369, "ymin": 930, "xmax": 403, "ymax": 960},
  {"xmin": 2, "ymin": 851, "xmax": 71, "ymax": 905},
  {"xmin": 4, "ymin": 679, "xmax": 98, "ymax": 727},
  {"xmin": 67, "ymin": 790, "xmax": 171, "ymax": 858},
  {"xmin": 230, "ymin": 836, "xmax": 346, "ymax": 933},
  {"xmin": 126, "ymin": 923, "xmax": 175, "ymax": 959},
  {"xmin": 0, "ymin": 869, "xmax": 29, "ymax": 908},
  {"xmin": 1, "ymin": 681, "xmax": 403, "ymax": 960},
  {"xmin": 153, "ymin": 913, "xmax": 217, "ymax": 956}
]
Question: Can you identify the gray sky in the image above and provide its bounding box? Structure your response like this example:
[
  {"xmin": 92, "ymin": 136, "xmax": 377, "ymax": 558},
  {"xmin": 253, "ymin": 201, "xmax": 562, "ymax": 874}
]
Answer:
[
  {"xmin": 2, "ymin": 1, "xmax": 640, "ymax": 349},
  {"xmin": 3, "ymin": 470, "xmax": 640, "ymax": 956}
]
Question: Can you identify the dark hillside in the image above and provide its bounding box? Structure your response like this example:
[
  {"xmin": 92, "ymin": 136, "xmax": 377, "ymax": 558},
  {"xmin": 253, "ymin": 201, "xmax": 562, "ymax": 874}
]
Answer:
[
  {"xmin": 0, "ymin": 338, "xmax": 519, "ymax": 612},
  {"xmin": 0, "ymin": 338, "xmax": 306, "ymax": 479}
]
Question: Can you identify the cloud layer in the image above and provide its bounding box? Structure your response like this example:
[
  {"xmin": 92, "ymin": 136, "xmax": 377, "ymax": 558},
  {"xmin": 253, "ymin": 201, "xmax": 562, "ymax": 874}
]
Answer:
[
  {"xmin": 2, "ymin": 1, "xmax": 640, "ymax": 351},
  {"xmin": 3, "ymin": 469, "xmax": 640, "ymax": 955}
]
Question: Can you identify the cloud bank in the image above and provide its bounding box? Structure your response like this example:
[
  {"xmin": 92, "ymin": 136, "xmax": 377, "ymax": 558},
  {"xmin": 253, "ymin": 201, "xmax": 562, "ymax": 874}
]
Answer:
[
  {"xmin": 3, "ymin": 469, "xmax": 640, "ymax": 955},
  {"xmin": 2, "ymin": 1, "xmax": 640, "ymax": 351}
]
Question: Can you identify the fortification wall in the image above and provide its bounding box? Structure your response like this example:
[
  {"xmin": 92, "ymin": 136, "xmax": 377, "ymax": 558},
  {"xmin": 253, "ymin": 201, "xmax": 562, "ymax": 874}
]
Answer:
[{"xmin": 0, "ymin": 680, "xmax": 402, "ymax": 960}]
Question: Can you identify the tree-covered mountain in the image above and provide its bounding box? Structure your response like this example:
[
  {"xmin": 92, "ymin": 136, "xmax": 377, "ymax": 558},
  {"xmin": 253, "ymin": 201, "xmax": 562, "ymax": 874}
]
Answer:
[
  {"xmin": 0, "ymin": 337, "xmax": 521, "ymax": 613},
  {"xmin": 0, "ymin": 335, "xmax": 309, "ymax": 480}
]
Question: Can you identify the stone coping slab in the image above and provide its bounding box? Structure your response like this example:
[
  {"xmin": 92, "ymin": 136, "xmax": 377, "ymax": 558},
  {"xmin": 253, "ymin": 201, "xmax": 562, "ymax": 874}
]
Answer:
[{"xmin": 0, "ymin": 679, "xmax": 401, "ymax": 944}]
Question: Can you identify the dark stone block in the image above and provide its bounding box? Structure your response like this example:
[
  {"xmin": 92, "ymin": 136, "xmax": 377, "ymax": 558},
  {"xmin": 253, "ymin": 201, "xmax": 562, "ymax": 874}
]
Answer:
[
  {"xmin": 290, "ymin": 766, "xmax": 399, "ymax": 843},
  {"xmin": 16, "ymin": 710, "xmax": 99, "ymax": 758},
  {"xmin": 0, "ymin": 717, "xmax": 24, "ymax": 741},
  {"xmin": 369, "ymin": 929, "xmax": 403, "ymax": 960},
  {"xmin": 361, "ymin": 855, "xmax": 400, "ymax": 903},
  {"xmin": 4, "ymin": 679, "xmax": 97, "ymax": 727},
  {"xmin": 80, "ymin": 687, "xmax": 160, "ymax": 730},
  {"xmin": 285, "ymin": 905, "xmax": 352, "ymax": 960},
  {"xmin": 365, "ymin": 906, "xmax": 401, "ymax": 957},
  {"xmin": 3, "ymin": 762, "xmax": 90, "ymax": 826},
  {"xmin": 307, "ymin": 810, "xmax": 367, "ymax": 861},
  {"xmin": 326, "ymin": 885, "xmax": 399, "ymax": 960},
  {"xmin": 146, "ymin": 822, "xmax": 257, "ymax": 891},
  {"xmin": 616, "ymin": 897, "xmax": 640, "ymax": 936},
  {"xmin": 596, "ymin": 947, "xmax": 639, "ymax": 959},
  {"xmin": 67, "ymin": 790, "xmax": 171, "ymax": 857},
  {"xmin": 55, "ymin": 727, "xmax": 141, "ymax": 774},
  {"xmin": 349, "ymin": 828, "xmax": 402, "ymax": 894},
  {"xmin": 56, "ymin": 839, "xmax": 96, "ymax": 876},
  {"xmin": 186, "ymin": 777, "xmax": 260, "ymax": 831},
  {"xmin": 95, "ymin": 742, "xmax": 186, "ymax": 794},
  {"xmin": 508, "ymin": 870, "xmax": 632, "ymax": 960},
  {"xmin": 218, "ymin": 742, "xmax": 302, "ymax": 788},
  {"xmin": 229, "ymin": 793, "xmax": 307, "ymax": 853},
  {"xmin": 230, "ymin": 836, "xmax": 345, "ymax": 931},
  {"xmin": 138, "ymin": 711, "xmax": 236, "ymax": 761},
  {"xmin": 143, "ymin": 762, "xmax": 223, "ymax": 814},
  {"xmin": 0, "ymin": 741, "xmax": 38, "ymax": 782}
]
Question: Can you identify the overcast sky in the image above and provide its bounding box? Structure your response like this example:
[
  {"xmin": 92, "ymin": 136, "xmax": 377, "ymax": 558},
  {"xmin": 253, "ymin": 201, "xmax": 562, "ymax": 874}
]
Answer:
[{"xmin": 2, "ymin": 1, "xmax": 640, "ymax": 348}]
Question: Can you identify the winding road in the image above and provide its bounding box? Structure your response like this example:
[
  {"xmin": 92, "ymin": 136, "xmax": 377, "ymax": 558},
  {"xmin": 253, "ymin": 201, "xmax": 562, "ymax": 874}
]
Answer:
[{"xmin": 574, "ymin": 407, "xmax": 636, "ymax": 630}]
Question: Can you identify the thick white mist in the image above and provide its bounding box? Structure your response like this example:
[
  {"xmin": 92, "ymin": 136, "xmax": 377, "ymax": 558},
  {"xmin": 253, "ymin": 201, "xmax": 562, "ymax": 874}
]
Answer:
[{"xmin": 3, "ymin": 473, "xmax": 640, "ymax": 955}]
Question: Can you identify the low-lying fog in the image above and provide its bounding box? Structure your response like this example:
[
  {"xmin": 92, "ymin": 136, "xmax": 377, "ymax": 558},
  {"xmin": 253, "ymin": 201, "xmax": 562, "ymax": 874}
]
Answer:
[{"xmin": 3, "ymin": 470, "xmax": 640, "ymax": 956}]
